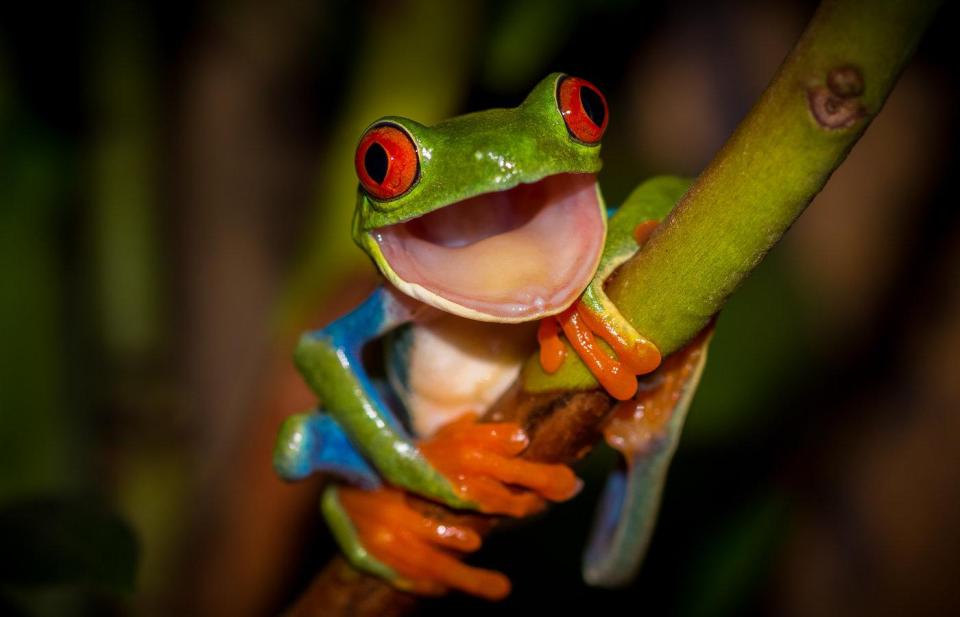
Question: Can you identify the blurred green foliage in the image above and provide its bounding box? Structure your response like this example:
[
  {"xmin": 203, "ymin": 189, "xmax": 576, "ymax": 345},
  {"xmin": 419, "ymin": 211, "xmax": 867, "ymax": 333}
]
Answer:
[
  {"xmin": 0, "ymin": 81, "xmax": 74, "ymax": 501},
  {"xmin": 88, "ymin": 4, "xmax": 163, "ymax": 358},
  {"xmin": 679, "ymin": 491, "xmax": 789, "ymax": 617},
  {"xmin": 0, "ymin": 497, "xmax": 138, "ymax": 591},
  {"xmin": 1, "ymin": 17, "xmax": 142, "ymax": 616},
  {"xmin": 687, "ymin": 250, "xmax": 814, "ymax": 445}
]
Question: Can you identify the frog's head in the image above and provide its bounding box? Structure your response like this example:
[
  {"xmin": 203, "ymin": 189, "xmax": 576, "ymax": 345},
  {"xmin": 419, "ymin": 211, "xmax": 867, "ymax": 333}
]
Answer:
[{"xmin": 352, "ymin": 73, "xmax": 608, "ymax": 323}]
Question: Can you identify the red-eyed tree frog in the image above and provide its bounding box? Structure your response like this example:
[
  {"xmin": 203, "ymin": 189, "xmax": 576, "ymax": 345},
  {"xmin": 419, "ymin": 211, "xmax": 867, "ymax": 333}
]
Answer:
[{"xmin": 273, "ymin": 73, "xmax": 710, "ymax": 599}]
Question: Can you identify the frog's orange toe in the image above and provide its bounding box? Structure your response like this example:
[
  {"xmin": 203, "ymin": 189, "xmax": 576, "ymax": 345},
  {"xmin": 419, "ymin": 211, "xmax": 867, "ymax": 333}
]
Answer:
[
  {"xmin": 419, "ymin": 413, "xmax": 581, "ymax": 516},
  {"xmin": 466, "ymin": 450, "xmax": 581, "ymax": 502},
  {"xmin": 455, "ymin": 475, "xmax": 547, "ymax": 518},
  {"xmin": 576, "ymin": 303, "xmax": 661, "ymax": 376},
  {"xmin": 541, "ymin": 298, "xmax": 662, "ymax": 400},
  {"xmin": 370, "ymin": 524, "xmax": 510, "ymax": 600},
  {"xmin": 400, "ymin": 549, "xmax": 511, "ymax": 601},
  {"xmin": 556, "ymin": 306, "xmax": 639, "ymax": 400},
  {"xmin": 338, "ymin": 485, "xmax": 510, "ymax": 600},
  {"xmin": 537, "ymin": 317, "xmax": 567, "ymax": 373}
]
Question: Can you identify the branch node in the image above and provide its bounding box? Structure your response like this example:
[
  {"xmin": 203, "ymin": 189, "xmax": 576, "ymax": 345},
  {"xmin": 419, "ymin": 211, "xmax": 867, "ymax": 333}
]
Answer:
[
  {"xmin": 827, "ymin": 65, "xmax": 865, "ymax": 98},
  {"xmin": 807, "ymin": 84, "xmax": 865, "ymax": 131}
]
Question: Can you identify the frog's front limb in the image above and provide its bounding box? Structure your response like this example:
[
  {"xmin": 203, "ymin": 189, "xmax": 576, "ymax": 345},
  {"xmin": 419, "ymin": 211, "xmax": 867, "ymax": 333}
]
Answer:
[
  {"xmin": 539, "ymin": 176, "xmax": 692, "ymax": 400},
  {"xmin": 582, "ymin": 327, "xmax": 712, "ymax": 587},
  {"xmin": 418, "ymin": 413, "xmax": 579, "ymax": 517}
]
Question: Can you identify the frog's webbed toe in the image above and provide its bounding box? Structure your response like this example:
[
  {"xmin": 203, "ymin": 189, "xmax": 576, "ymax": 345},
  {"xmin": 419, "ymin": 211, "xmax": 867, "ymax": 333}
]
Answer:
[
  {"xmin": 419, "ymin": 413, "xmax": 581, "ymax": 517},
  {"xmin": 325, "ymin": 484, "xmax": 511, "ymax": 600},
  {"xmin": 538, "ymin": 293, "xmax": 661, "ymax": 400},
  {"xmin": 325, "ymin": 412, "xmax": 581, "ymax": 600}
]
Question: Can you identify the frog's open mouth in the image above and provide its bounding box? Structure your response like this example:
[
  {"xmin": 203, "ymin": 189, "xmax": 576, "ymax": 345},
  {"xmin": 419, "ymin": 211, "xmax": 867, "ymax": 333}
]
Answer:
[{"xmin": 373, "ymin": 172, "xmax": 605, "ymax": 322}]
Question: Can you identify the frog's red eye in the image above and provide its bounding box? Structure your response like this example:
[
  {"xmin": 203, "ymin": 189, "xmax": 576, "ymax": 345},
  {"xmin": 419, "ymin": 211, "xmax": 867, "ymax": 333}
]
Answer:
[
  {"xmin": 556, "ymin": 76, "xmax": 608, "ymax": 144},
  {"xmin": 355, "ymin": 124, "xmax": 419, "ymax": 200}
]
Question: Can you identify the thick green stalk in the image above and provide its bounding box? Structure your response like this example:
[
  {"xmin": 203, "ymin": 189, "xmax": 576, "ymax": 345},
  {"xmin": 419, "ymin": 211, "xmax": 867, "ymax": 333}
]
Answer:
[{"xmin": 526, "ymin": 0, "xmax": 940, "ymax": 392}]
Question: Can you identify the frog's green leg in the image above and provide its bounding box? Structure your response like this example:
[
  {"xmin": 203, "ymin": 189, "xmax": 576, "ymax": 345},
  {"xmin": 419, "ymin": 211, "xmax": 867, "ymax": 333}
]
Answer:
[
  {"xmin": 539, "ymin": 176, "xmax": 692, "ymax": 400},
  {"xmin": 293, "ymin": 285, "xmax": 470, "ymax": 508},
  {"xmin": 582, "ymin": 327, "xmax": 711, "ymax": 587}
]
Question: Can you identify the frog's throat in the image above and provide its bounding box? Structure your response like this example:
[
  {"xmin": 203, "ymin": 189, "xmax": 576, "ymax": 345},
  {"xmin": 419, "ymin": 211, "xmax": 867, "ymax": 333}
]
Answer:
[{"xmin": 364, "ymin": 173, "xmax": 606, "ymax": 323}]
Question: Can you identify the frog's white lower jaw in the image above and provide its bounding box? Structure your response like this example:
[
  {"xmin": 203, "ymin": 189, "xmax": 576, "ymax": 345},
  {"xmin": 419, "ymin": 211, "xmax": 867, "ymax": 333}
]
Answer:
[{"xmin": 372, "ymin": 173, "xmax": 606, "ymax": 323}]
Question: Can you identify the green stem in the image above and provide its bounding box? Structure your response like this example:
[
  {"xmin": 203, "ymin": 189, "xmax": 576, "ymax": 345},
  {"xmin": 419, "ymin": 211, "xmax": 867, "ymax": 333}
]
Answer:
[{"xmin": 526, "ymin": 0, "xmax": 939, "ymax": 392}]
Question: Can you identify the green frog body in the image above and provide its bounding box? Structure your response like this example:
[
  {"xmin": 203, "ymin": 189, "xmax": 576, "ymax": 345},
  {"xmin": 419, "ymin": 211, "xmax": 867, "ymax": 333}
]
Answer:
[{"xmin": 274, "ymin": 74, "xmax": 708, "ymax": 598}]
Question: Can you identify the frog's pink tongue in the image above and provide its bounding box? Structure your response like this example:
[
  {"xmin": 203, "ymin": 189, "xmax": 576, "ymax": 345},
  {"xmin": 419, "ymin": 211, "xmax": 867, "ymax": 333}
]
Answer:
[{"xmin": 374, "ymin": 173, "xmax": 604, "ymax": 321}]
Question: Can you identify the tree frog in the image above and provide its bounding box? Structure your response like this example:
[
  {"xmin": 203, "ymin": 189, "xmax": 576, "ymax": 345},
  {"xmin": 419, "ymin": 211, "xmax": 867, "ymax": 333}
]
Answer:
[{"xmin": 273, "ymin": 73, "xmax": 710, "ymax": 599}]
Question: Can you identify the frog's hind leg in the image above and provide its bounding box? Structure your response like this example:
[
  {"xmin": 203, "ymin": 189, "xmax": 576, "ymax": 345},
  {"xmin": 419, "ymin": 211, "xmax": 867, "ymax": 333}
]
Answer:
[
  {"xmin": 334, "ymin": 412, "xmax": 580, "ymax": 599},
  {"xmin": 325, "ymin": 483, "xmax": 512, "ymax": 599},
  {"xmin": 274, "ymin": 410, "xmax": 514, "ymax": 599},
  {"xmin": 582, "ymin": 328, "xmax": 711, "ymax": 587}
]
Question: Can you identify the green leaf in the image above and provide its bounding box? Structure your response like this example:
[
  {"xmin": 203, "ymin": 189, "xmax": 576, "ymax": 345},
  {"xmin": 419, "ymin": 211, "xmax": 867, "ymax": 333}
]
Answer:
[{"xmin": 0, "ymin": 497, "xmax": 139, "ymax": 593}]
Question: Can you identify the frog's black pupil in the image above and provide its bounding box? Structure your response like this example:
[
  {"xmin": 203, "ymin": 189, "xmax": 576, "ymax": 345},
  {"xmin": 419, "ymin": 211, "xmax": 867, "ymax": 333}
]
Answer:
[
  {"xmin": 579, "ymin": 86, "xmax": 605, "ymax": 128},
  {"xmin": 365, "ymin": 142, "xmax": 389, "ymax": 184}
]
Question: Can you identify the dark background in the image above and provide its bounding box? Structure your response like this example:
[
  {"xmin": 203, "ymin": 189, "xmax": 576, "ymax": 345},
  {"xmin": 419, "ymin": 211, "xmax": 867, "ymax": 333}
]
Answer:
[{"xmin": 1, "ymin": 1, "xmax": 958, "ymax": 615}]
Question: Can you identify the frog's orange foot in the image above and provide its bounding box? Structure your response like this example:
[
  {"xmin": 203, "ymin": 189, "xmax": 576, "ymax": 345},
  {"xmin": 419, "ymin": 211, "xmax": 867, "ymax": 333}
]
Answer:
[
  {"xmin": 539, "ymin": 302, "xmax": 661, "ymax": 401},
  {"xmin": 420, "ymin": 413, "xmax": 581, "ymax": 518},
  {"xmin": 338, "ymin": 485, "xmax": 510, "ymax": 600}
]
